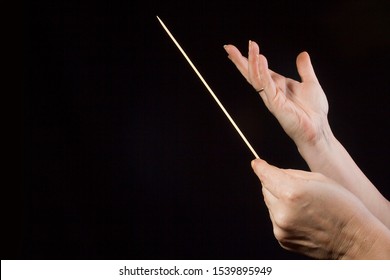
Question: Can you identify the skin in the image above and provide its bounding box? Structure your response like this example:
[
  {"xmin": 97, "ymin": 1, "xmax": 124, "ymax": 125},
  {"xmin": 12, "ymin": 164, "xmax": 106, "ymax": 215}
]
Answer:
[
  {"xmin": 224, "ymin": 40, "xmax": 390, "ymax": 258},
  {"xmin": 251, "ymin": 158, "xmax": 390, "ymax": 259}
]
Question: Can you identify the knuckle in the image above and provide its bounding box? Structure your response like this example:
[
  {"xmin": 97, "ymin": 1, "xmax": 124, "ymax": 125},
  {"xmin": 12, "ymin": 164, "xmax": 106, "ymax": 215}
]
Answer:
[
  {"xmin": 273, "ymin": 226, "xmax": 289, "ymax": 243},
  {"xmin": 274, "ymin": 211, "xmax": 293, "ymax": 231},
  {"xmin": 280, "ymin": 188, "xmax": 302, "ymax": 203},
  {"xmin": 278, "ymin": 240, "xmax": 293, "ymax": 251}
]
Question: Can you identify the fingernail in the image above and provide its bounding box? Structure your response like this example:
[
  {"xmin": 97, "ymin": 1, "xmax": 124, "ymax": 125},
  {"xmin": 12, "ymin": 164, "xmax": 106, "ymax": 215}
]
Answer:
[
  {"xmin": 249, "ymin": 40, "xmax": 252, "ymax": 50},
  {"xmin": 223, "ymin": 45, "xmax": 228, "ymax": 49}
]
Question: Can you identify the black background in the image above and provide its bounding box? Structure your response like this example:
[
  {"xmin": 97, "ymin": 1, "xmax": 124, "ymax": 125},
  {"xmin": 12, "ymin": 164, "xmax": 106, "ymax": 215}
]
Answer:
[{"xmin": 20, "ymin": 0, "xmax": 389, "ymax": 259}]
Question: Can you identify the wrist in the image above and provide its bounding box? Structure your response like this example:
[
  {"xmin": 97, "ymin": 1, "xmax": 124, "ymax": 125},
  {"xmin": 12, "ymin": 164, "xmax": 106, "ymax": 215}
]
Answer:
[
  {"xmin": 296, "ymin": 122, "xmax": 337, "ymax": 167},
  {"xmin": 341, "ymin": 213, "xmax": 390, "ymax": 259}
]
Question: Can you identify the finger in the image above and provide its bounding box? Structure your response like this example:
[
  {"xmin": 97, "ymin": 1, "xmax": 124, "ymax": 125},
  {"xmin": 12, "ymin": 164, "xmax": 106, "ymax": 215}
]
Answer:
[
  {"xmin": 296, "ymin": 51, "xmax": 318, "ymax": 83},
  {"xmin": 283, "ymin": 168, "xmax": 311, "ymax": 179},
  {"xmin": 257, "ymin": 53, "xmax": 277, "ymax": 102},
  {"xmin": 248, "ymin": 40, "xmax": 277, "ymax": 108},
  {"xmin": 248, "ymin": 40, "xmax": 263, "ymax": 91},
  {"xmin": 223, "ymin": 44, "xmax": 250, "ymax": 82},
  {"xmin": 251, "ymin": 158, "xmax": 286, "ymax": 198},
  {"xmin": 262, "ymin": 188, "xmax": 287, "ymax": 244},
  {"xmin": 262, "ymin": 186, "xmax": 279, "ymax": 208},
  {"xmin": 263, "ymin": 187, "xmax": 278, "ymax": 227}
]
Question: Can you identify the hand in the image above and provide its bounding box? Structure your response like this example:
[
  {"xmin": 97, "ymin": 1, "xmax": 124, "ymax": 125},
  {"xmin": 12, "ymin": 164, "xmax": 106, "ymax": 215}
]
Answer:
[
  {"xmin": 224, "ymin": 41, "xmax": 331, "ymax": 147},
  {"xmin": 251, "ymin": 158, "xmax": 390, "ymax": 259},
  {"xmin": 224, "ymin": 41, "xmax": 390, "ymax": 229}
]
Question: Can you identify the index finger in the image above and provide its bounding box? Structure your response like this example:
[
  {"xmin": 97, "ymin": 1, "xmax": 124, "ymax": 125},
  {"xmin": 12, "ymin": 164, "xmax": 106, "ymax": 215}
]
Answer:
[{"xmin": 224, "ymin": 44, "xmax": 250, "ymax": 83}]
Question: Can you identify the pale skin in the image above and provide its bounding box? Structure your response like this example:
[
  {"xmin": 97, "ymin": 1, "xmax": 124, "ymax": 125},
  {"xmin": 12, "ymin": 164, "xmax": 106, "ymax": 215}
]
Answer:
[
  {"xmin": 224, "ymin": 40, "xmax": 390, "ymax": 259},
  {"xmin": 251, "ymin": 158, "xmax": 390, "ymax": 259}
]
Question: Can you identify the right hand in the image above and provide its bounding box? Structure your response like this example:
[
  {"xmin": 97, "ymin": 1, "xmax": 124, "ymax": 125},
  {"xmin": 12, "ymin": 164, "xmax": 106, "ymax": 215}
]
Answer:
[
  {"xmin": 224, "ymin": 41, "xmax": 331, "ymax": 148},
  {"xmin": 251, "ymin": 158, "xmax": 390, "ymax": 259}
]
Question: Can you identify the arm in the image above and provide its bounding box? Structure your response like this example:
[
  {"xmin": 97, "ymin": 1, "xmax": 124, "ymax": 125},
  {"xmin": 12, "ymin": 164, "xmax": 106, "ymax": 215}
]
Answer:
[
  {"xmin": 224, "ymin": 41, "xmax": 390, "ymax": 228},
  {"xmin": 298, "ymin": 130, "xmax": 390, "ymax": 229},
  {"xmin": 252, "ymin": 158, "xmax": 390, "ymax": 259}
]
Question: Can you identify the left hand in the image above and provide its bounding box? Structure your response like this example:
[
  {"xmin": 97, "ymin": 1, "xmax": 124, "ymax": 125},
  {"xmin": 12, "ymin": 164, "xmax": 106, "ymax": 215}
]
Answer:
[
  {"xmin": 224, "ymin": 41, "xmax": 330, "ymax": 148},
  {"xmin": 251, "ymin": 158, "xmax": 383, "ymax": 259}
]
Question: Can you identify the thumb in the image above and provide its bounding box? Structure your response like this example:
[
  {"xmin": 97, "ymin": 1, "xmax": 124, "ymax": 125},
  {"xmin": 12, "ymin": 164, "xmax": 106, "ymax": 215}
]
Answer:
[
  {"xmin": 251, "ymin": 158, "xmax": 269, "ymax": 180},
  {"xmin": 296, "ymin": 51, "xmax": 318, "ymax": 83},
  {"xmin": 251, "ymin": 158, "xmax": 285, "ymax": 199}
]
